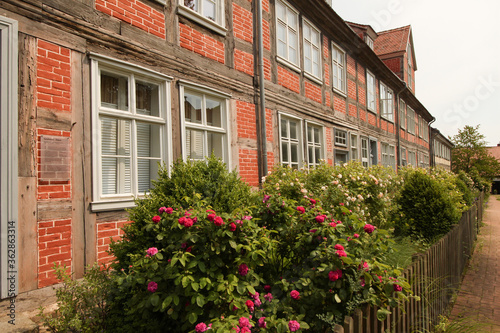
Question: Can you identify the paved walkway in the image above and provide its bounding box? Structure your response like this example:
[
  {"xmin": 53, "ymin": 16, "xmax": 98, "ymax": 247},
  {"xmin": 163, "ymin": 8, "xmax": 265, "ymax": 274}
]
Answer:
[{"xmin": 449, "ymin": 195, "xmax": 500, "ymax": 332}]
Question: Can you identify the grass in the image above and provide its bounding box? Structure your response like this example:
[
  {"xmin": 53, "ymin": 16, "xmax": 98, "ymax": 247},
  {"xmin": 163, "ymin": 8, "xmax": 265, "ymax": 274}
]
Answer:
[{"xmin": 383, "ymin": 236, "xmax": 422, "ymax": 268}]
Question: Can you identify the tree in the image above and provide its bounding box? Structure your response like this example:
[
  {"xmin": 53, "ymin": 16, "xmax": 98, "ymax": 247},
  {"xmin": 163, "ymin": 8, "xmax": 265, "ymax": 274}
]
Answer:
[{"xmin": 450, "ymin": 125, "xmax": 500, "ymax": 186}]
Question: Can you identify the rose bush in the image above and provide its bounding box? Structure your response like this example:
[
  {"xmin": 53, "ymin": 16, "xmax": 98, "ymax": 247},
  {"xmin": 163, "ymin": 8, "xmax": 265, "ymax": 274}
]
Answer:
[{"xmin": 107, "ymin": 159, "xmax": 414, "ymax": 332}]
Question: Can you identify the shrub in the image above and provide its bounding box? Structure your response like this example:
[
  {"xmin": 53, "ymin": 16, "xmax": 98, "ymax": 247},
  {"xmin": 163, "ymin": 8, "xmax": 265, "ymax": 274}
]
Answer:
[
  {"xmin": 38, "ymin": 264, "xmax": 111, "ymax": 333},
  {"xmin": 394, "ymin": 168, "xmax": 463, "ymax": 242},
  {"xmin": 107, "ymin": 159, "xmax": 412, "ymax": 332}
]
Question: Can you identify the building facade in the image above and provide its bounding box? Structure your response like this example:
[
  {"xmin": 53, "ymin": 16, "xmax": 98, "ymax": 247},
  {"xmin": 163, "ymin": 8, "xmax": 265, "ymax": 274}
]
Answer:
[
  {"xmin": 1, "ymin": 0, "xmax": 435, "ymax": 295},
  {"xmin": 430, "ymin": 128, "xmax": 453, "ymax": 170}
]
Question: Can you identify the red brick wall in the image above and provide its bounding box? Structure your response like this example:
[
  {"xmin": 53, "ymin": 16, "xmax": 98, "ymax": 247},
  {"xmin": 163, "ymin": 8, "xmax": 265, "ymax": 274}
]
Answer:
[
  {"xmin": 277, "ymin": 66, "xmax": 300, "ymax": 93},
  {"xmin": 239, "ymin": 149, "xmax": 274, "ymax": 187},
  {"xmin": 234, "ymin": 49, "xmax": 254, "ymax": 76},
  {"xmin": 368, "ymin": 112, "xmax": 377, "ymax": 126},
  {"xmin": 236, "ymin": 100, "xmax": 257, "ymax": 140},
  {"xmin": 305, "ymin": 81, "xmax": 321, "ymax": 104},
  {"xmin": 383, "ymin": 58, "xmax": 401, "ymax": 77},
  {"xmin": 358, "ymin": 85, "xmax": 366, "ymax": 107},
  {"xmin": 179, "ymin": 23, "xmax": 225, "ymax": 64},
  {"xmin": 263, "ymin": 58, "xmax": 271, "ymax": 80},
  {"xmin": 262, "ymin": 19, "xmax": 270, "ymax": 51},
  {"xmin": 381, "ymin": 120, "xmax": 388, "ymax": 131},
  {"xmin": 359, "ymin": 109, "xmax": 366, "ymax": 122},
  {"xmin": 97, "ymin": 221, "xmax": 131, "ymax": 266},
  {"xmin": 233, "ymin": 4, "xmax": 253, "ymax": 43},
  {"xmin": 347, "ymin": 79, "xmax": 356, "ymax": 100},
  {"xmin": 348, "ymin": 103, "xmax": 357, "ymax": 117},
  {"xmin": 334, "ymin": 95, "xmax": 346, "ymax": 113},
  {"xmin": 347, "ymin": 55, "xmax": 356, "ymax": 76},
  {"xmin": 262, "ymin": 0, "xmax": 269, "ymax": 12},
  {"xmin": 326, "ymin": 127, "xmax": 333, "ymax": 165},
  {"xmin": 38, "ymin": 218, "xmax": 72, "ymax": 288},
  {"xmin": 325, "ymin": 90, "xmax": 331, "ymax": 108},
  {"xmin": 95, "ymin": 0, "xmax": 165, "ymax": 39},
  {"xmin": 37, "ymin": 40, "xmax": 71, "ymax": 112}
]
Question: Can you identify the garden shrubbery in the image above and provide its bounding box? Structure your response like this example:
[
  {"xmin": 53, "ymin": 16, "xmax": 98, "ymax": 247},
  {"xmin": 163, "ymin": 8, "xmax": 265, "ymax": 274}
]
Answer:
[{"xmin": 107, "ymin": 160, "xmax": 412, "ymax": 332}]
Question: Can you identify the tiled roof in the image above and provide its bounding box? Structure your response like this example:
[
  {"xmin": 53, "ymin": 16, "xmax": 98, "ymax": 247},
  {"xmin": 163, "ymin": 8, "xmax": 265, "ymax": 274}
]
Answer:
[
  {"xmin": 374, "ymin": 25, "xmax": 411, "ymax": 56},
  {"xmin": 487, "ymin": 146, "xmax": 500, "ymax": 161}
]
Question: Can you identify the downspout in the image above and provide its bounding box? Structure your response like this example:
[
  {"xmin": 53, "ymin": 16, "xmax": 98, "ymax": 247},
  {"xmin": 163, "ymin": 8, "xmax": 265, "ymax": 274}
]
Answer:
[
  {"xmin": 256, "ymin": 0, "xmax": 268, "ymax": 180},
  {"xmin": 395, "ymin": 83, "xmax": 406, "ymax": 169},
  {"xmin": 428, "ymin": 117, "xmax": 436, "ymax": 167}
]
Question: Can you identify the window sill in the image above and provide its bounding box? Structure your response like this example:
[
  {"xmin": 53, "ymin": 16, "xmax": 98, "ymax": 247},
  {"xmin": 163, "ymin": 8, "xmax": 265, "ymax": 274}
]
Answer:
[
  {"xmin": 177, "ymin": 5, "xmax": 227, "ymax": 36},
  {"xmin": 332, "ymin": 87, "xmax": 347, "ymax": 98},
  {"xmin": 381, "ymin": 116, "xmax": 394, "ymax": 124},
  {"xmin": 91, "ymin": 199, "xmax": 137, "ymax": 212},
  {"xmin": 304, "ymin": 72, "xmax": 323, "ymax": 86},
  {"xmin": 276, "ymin": 56, "xmax": 301, "ymax": 74}
]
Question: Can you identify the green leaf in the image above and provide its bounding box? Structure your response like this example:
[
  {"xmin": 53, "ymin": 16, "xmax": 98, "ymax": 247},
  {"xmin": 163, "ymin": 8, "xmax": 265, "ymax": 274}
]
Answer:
[
  {"xmin": 334, "ymin": 293, "xmax": 341, "ymax": 303},
  {"xmin": 246, "ymin": 285, "xmax": 256, "ymax": 295},
  {"xmin": 300, "ymin": 321, "xmax": 310, "ymax": 329},
  {"xmin": 192, "ymin": 282, "xmax": 199, "ymax": 291},
  {"xmin": 170, "ymin": 257, "xmax": 178, "ymax": 267},
  {"xmin": 188, "ymin": 312, "xmax": 198, "ymax": 324},
  {"xmin": 179, "ymin": 256, "xmax": 186, "ymax": 267},
  {"xmin": 377, "ymin": 308, "xmax": 391, "ymax": 321},
  {"xmin": 229, "ymin": 240, "xmax": 237, "ymax": 249},
  {"xmin": 157, "ymin": 234, "xmax": 164, "ymax": 241},
  {"xmin": 196, "ymin": 294, "xmax": 205, "ymax": 307},
  {"xmin": 150, "ymin": 293, "xmax": 159, "ymax": 307},
  {"xmin": 156, "ymin": 252, "xmax": 163, "ymax": 260},
  {"xmin": 237, "ymin": 281, "xmax": 246, "ymax": 295},
  {"xmin": 198, "ymin": 261, "xmax": 206, "ymax": 272},
  {"xmin": 173, "ymin": 295, "xmax": 180, "ymax": 306},
  {"xmin": 162, "ymin": 296, "xmax": 173, "ymax": 309},
  {"xmin": 182, "ymin": 276, "xmax": 190, "ymax": 288}
]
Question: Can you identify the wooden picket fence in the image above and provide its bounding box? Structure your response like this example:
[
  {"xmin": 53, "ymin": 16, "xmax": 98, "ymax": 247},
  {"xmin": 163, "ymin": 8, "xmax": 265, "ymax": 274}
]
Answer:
[{"xmin": 334, "ymin": 193, "xmax": 485, "ymax": 333}]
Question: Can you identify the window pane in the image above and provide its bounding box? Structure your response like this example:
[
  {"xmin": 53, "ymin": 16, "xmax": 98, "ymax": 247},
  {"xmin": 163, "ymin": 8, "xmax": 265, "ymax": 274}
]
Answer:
[
  {"xmin": 282, "ymin": 142, "xmax": 289, "ymax": 163},
  {"xmin": 137, "ymin": 159, "xmax": 157, "ymax": 193},
  {"xmin": 206, "ymin": 98, "xmax": 222, "ymax": 127},
  {"xmin": 308, "ymin": 147, "xmax": 313, "ymax": 164},
  {"xmin": 307, "ymin": 126, "xmax": 312, "ymax": 143},
  {"xmin": 137, "ymin": 122, "xmax": 161, "ymax": 158},
  {"xmin": 288, "ymin": 30, "xmax": 297, "ymax": 64},
  {"xmin": 185, "ymin": 92, "xmax": 202, "ymax": 124},
  {"xmin": 186, "ymin": 129, "xmax": 204, "ymax": 160},
  {"xmin": 136, "ymin": 81, "xmax": 159, "ymax": 117},
  {"xmin": 101, "ymin": 72, "xmax": 128, "ymax": 111},
  {"xmin": 102, "ymin": 157, "xmax": 131, "ymax": 195},
  {"xmin": 290, "ymin": 144, "xmax": 298, "ymax": 163},
  {"xmin": 281, "ymin": 118, "xmax": 287, "ymax": 138},
  {"xmin": 312, "ymin": 48, "xmax": 320, "ymax": 77},
  {"xmin": 203, "ymin": 0, "xmax": 216, "ymax": 21},
  {"xmin": 277, "ymin": 23, "xmax": 287, "ymax": 58},
  {"xmin": 276, "ymin": 1, "xmax": 285, "ymax": 20},
  {"xmin": 315, "ymin": 147, "xmax": 321, "ymax": 164},
  {"xmin": 184, "ymin": 0, "xmax": 197, "ymax": 11},
  {"xmin": 289, "ymin": 120, "xmax": 297, "ymax": 139},
  {"xmin": 314, "ymin": 127, "xmax": 320, "ymax": 144},
  {"xmin": 287, "ymin": 9, "xmax": 297, "ymax": 29},
  {"xmin": 303, "ymin": 24, "xmax": 310, "ymax": 39},
  {"xmin": 304, "ymin": 43, "xmax": 312, "ymax": 72},
  {"xmin": 101, "ymin": 117, "xmax": 130, "ymax": 156},
  {"xmin": 207, "ymin": 132, "xmax": 224, "ymax": 160}
]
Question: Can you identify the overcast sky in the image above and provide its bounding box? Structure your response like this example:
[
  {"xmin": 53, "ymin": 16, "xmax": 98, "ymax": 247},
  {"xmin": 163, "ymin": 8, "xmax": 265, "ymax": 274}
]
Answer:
[{"xmin": 333, "ymin": 0, "xmax": 500, "ymax": 146}]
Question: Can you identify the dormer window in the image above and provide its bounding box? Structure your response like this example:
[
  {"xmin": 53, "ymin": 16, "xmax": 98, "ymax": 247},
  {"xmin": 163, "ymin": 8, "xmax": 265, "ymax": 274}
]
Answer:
[{"xmin": 365, "ymin": 35, "xmax": 374, "ymax": 50}]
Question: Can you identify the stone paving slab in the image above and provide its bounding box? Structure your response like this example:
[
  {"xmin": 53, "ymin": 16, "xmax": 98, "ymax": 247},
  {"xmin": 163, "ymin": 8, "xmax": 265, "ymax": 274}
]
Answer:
[{"xmin": 450, "ymin": 195, "xmax": 500, "ymax": 332}]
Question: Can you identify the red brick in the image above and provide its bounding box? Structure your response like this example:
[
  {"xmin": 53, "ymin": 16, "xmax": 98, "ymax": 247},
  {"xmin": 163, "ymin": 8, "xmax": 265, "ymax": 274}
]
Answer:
[
  {"xmin": 38, "ymin": 40, "xmax": 60, "ymax": 53},
  {"xmin": 277, "ymin": 66, "xmax": 300, "ymax": 93}
]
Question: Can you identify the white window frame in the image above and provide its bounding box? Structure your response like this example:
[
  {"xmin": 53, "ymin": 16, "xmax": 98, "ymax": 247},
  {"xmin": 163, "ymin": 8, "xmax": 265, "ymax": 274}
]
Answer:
[
  {"xmin": 276, "ymin": 0, "xmax": 300, "ymax": 69},
  {"xmin": 302, "ymin": 18, "xmax": 321, "ymax": 82},
  {"xmin": 381, "ymin": 142, "xmax": 389, "ymax": 167},
  {"xmin": 408, "ymin": 150, "xmax": 416, "ymax": 166},
  {"xmin": 380, "ymin": 82, "xmax": 394, "ymax": 122},
  {"xmin": 407, "ymin": 46, "xmax": 413, "ymax": 89},
  {"xmin": 399, "ymin": 99, "xmax": 406, "ymax": 129},
  {"xmin": 334, "ymin": 128, "xmax": 347, "ymax": 147},
  {"xmin": 365, "ymin": 36, "xmax": 374, "ymax": 50},
  {"xmin": 180, "ymin": 81, "xmax": 231, "ymax": 165},
  {"xmin": 0, "ymin": 15, "xmax": 18, "ymax": 298},
  {"xmin": 407, "ymin": 107, "xmax": 415, "ymax": 134},
  {"xmin": 418, "ymin": 116, "xmax": 423, "ymax": 138},
  {"xmin": 305, "ymin": 121, "xmax": 325, "ymax": 168},
  {"xmin": 279, "ymin": 113, "xmax": 303, "ymax": 169},
  {"xmin": 350, "ymin": 133, "xmax": 358, "ymax": 161},
  {"xmin": 400, "ymin": 147, "xmax": 407, "ymax": 167},
  {"xmin": 361, "ymin": 136, "xmax": 369, "ymax": 167},
  {"xmin": 332, "ymin": 42, "xmax": 346, "ymax": 94},
  {"xmin": 178, "ymin": 0, "xmax": 227, "ymax": 36},
  {"xmin": 90, "ymin": 55, "xmax": 172, "ymax": 211},
  {"xmin": 366, "ymin": 71, "xmax": 376, "ymax": 112}
]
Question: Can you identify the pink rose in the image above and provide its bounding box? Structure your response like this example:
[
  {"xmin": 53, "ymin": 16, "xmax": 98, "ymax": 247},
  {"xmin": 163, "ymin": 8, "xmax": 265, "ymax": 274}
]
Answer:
[
  {"xmin": 353, "ymin": 233, "xmax": 360, "ymax": 238},
  {"xmin": 152, "ymin": 215, "xmax": 161, "ymax": 224},
  {"xmin": 147, "ymin": 281, "xmax": 157, "ymax": 293},
  {"xmin": 290, "ymin": 290, "xmax": 300, "ymax": 300},
  {"xmin": 229, "ymin": 222, "xmax": 237, "ymax": 231},
  {"xmin": 360, "ymin": 262, "xmax": 369, "ymax": 271},
  {"xmin": 239, "ymin": 317, "xmax": 250, "ymax": 328},
  {"xmin": 264, "ymin": 293, "xmax": 273, "ymax": 302},
  {"xmin": 394, "ymin": 284, "xmax": 403, "ymax": 292},
  {"xmin": 328, "ymin": 269, "xmax": 342, "ymax": 282},
  {"xmin": 184, "ymin": 218, "xmax": 194, "ymax": 228},
  {"xmin": 214, "ymin": 216, "xmax": 224, "ymax": 226},
  {"xmin": 329, "ymin": 221, "xmax": 337, "ymax": 228},
  {"xmin": 207, "ymin": 213, "xmax": 216, "ymax": 221},
  {"xmin": 315, "ymin": 215, "xmax": 326, "ymax": 223},
  {"xmin": 263, "ymin": 195, "xmax": 271, "ymax": 203},
  {"xmin": 240, "ymin": 328, "xmax": 251, "ymax": 333},
  {"xmin": 334, "ymin": 244, "xmax": 344, "ymax": 251},
  {"xmin": 239, "ymin": 263, "xmax": 249, "ymax": 276},
  {"xmin": 186, "ymin": 246, "xmax": 192, "ymax": 253},
  {"xmin": 243, "ymin": 215, "xmax": 252, "ymax": 220},
  {"xmin": 264, "ymin": 285, "xmax": 271, "ymax": 292},
  {"xmin": 297, "ymin": 206, "xmax": 305, "ymax": 214},
  {"xmin": 258, "ymin": 317, "xmax": 267, "ymax": 328},
  {"xmin": 364, "ymin": 224, "xmax": 375, "ymax": 234},
  {"xmin": 289, "ymin": 320, "xmax": 300, "ymax": 332},
  {"xmin": 178, "ymin": 217, "xmax": 186, "ymax": 225},
  {"xmin": 336, "ymin": 250, "xmax": 347, "ymax": 257},
  {"xmin": 158, "ymin": 207, "xmax": 167, "ymax": 214},
  {"xmin": 146, "ymin": 247, "xmax": 158, "ymax": 256},
  {"xmin": 309, "ymin": 229, "xmax": 317, "ymax": 233},
  {"xmin": 310, "ymin": 198, "xmax": 317, "ymax": 206},
  {"xmin": 245, "ymin": 300, "xmax": 254, "ymax": 311},
  {"xmin": 195, "ymin": 322, "xmax": 208, "ymax": 333}
]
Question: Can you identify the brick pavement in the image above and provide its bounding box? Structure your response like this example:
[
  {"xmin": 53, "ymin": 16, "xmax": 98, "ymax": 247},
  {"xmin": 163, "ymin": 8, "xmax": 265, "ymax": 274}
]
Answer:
[{"xmin": 449, "ymin": 195, "xmax": 500, "ymax": 332}]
